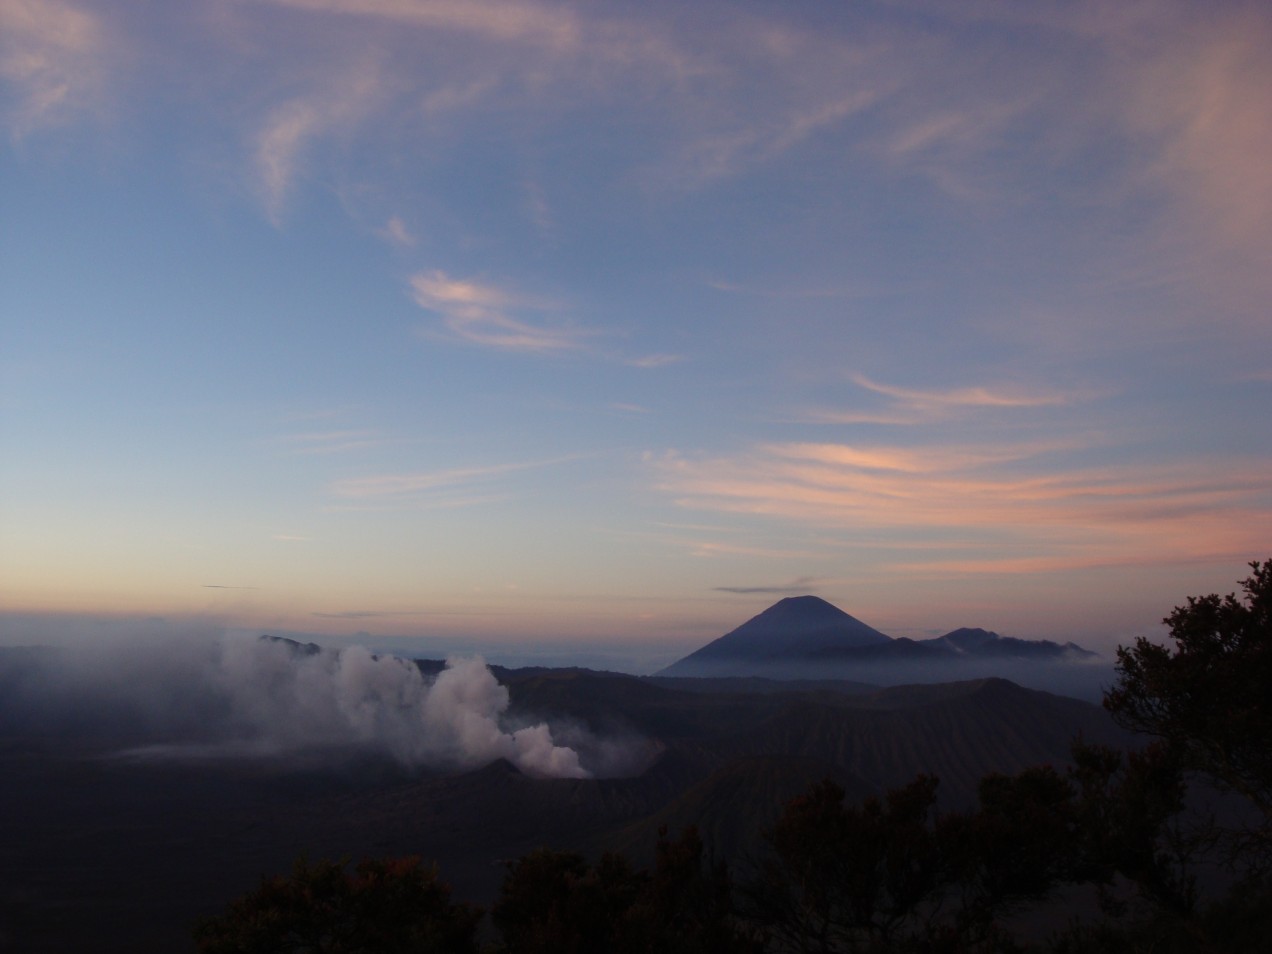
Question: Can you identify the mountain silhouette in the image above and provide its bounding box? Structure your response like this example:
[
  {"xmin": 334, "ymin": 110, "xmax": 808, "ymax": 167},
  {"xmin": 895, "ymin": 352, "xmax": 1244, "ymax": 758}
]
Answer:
[
  {"xmin": 933, "ymin": 627, "xmax": 999, "ymax": 651},
  {"xmin": 657, "ymin": 596, "xmax": 891, "ymax": 677},
  {"xmin": 924, "ymin": 628, "xmax": 1095, "ymax": 660},
  {"xmin": 657, "ymin": 596, "xmax": 1098, "ymax": 683}
]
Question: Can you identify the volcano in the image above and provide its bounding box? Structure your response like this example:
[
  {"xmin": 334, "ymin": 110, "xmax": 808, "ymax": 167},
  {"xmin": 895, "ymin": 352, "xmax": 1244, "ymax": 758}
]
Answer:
[
  {"xmin": 657, "ymin": 596, "xmax": 1098, "ymax": 683},
  {"xmin": 657, "ymin": 596, "xmax": 891, "ymax": 677}
]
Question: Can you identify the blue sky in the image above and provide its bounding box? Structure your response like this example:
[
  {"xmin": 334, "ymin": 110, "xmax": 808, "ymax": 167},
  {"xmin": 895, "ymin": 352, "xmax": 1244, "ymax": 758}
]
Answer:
[{"xmin": 2, "ymin": 0, "xmax": 1270, "ymax": 668}]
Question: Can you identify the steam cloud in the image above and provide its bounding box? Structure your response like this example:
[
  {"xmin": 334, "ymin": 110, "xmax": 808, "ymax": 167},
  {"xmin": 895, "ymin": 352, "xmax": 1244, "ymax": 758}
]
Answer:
[
  {"xmin": 213, "ymin": 638, "xmax": 589, "ymax": 777},
  {"xmin": 0, "ymin": 631, "xmax": 610, "ymax": 779}
]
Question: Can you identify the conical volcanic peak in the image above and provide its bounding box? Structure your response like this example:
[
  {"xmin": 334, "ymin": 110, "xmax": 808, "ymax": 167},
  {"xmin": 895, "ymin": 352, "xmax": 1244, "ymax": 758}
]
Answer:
[
  {"xmin": 658, "ymin": 595, "xmax": 892, "ymax": 676},
  {"xmin": 732, "ymin": 596, "xmax": 889, "ymax": 645}
]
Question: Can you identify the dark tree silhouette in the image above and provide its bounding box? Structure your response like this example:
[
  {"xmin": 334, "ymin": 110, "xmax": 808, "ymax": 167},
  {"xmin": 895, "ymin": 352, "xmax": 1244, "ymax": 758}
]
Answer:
[
  {"xmin": 193, "ymin": 855, "xmax": 481, "ymax": 954},
  {"xmin": 625, "ymin": 825, "xmax": 761, "ymax": 954},
  {"xmin": 942, "ymin": 763, "xmax": 1084, "ymax": 942},
  {"xmin": 1067, "ymin": 740, "xmax": 1194, "ymax": 914},
  {"xmin": 491, "ymin": 848, "xmax": 629, "ymax": 954},
  {"xmin": 748, "ymin": 754, "xmax": 1198, "ymax": 951},
  {"xmin": 1105, "ymin": 559, "xmax": 1272, "ymax": 865},
  {"xmin": 491, "ymin": 828, "xmax": 760, "ymax": 954},
  {"xmin": 746, "ymin": 775, "xmax": 961, "ymax": 952}
]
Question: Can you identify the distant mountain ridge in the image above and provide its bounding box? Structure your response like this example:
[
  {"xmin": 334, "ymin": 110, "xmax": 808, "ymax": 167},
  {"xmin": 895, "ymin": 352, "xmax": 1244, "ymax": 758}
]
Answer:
[
  {"xmin": 657, "ymin": 596, "xmax": 1098, "ymax": 683},
  {"xmin": 924, "ymin": 627, "xmax": 1093, "ymax": 659}
]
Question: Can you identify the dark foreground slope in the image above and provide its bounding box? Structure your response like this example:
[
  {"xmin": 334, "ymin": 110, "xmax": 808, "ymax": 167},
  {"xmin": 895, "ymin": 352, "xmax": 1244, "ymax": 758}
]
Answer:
[{"xmin": 0, "ymin": 661, "xmax": 1127, "ymax": 953}]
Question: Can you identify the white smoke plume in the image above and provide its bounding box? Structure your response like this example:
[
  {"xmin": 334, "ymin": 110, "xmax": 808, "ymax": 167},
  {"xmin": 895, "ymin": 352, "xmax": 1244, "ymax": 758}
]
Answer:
[
  {"xmin": 0, "ymin": 627, "xmax": 598, "ymax": 779},
  {"xmin": 212, "ymin": 637, "xmax": 589, "ymax": 777}
]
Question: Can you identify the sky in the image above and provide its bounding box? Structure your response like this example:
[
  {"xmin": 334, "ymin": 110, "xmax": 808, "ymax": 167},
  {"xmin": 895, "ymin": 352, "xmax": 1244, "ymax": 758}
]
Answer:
[{"xmin": 2, "ymin": 0, "xmax": 1270, "ymax": 671}]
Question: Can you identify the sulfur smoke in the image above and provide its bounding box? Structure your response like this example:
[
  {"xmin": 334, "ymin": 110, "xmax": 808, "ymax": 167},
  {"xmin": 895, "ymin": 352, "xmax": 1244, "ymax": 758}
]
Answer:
[
  {"xmin": 0, "ymin": 630, "xmax": 602, "ymax": 779},
  {"xmin": 213, "ymin": 637, "xmax": 589, "ymax": 777}
]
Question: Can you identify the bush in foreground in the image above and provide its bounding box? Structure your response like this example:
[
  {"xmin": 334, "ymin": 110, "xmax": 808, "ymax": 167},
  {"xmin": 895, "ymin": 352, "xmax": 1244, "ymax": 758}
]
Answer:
[{"xmin": 194, "ymin": 855, "xmax": 481, "ymax": 954}]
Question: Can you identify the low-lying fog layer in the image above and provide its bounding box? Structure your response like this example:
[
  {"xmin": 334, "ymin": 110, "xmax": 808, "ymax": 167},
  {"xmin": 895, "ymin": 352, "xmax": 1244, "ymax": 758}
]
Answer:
[{"xmin": 0, "ymin": 633, "xmax": 641, "ymax": 779}]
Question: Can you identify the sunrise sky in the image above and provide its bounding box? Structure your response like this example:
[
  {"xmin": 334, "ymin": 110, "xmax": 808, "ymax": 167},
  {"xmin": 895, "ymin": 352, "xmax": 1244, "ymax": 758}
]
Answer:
[{"xmin": 2, "ymin": 0, "xmax": 1270, "ymax": 668}]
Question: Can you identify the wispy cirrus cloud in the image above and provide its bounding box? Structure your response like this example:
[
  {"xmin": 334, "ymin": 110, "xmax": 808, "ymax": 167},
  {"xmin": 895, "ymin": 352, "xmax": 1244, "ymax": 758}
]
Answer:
[
  {"xmin": 608, "ymin": 520, "xmax": 820, "ymax": 562},
  {"xmin": 626, "ymin": 353, "xmax": 684, "ymax": 369},
  {"xmin": 714, "ymin": 576, "xmax": 819, "ymax": 595},
  {"xmin": 1110, "ymin": 5, "xmax": 1272, "ymax": 250},
  {"xmin": 1105, "ymin": 5, "xmax": 1272, "ymax": 317},
  {"xmin": 850, "ymin": 374, "xmax": 1077, "ymax": 411},
  {"xmin": 18, "ymin": 0, "xmax": 1263, "ymax": 314},
  {"xmin": 798, "ymin": 408, "xmax": 935, "ymax": 427},
  {"xmin": 235, "ymin": 0, "xmax": 1271, "ymax": 315},
  {"xmin": 235, "ymin": 0, "xmax": 1268, "ymax": 339},
  {"xmin": 800, "ymin": 374, "xmax": 1093, "ymax": 426},
  {"xmin": 235, "ymin": 3, "xmax": 905, "ymax": 210},
  {"xmin": 655, "ymin": 440, "xmax": 1272, "ymax": 572},
  {"xmin": 755, "ymin": 441, "xmax": 1057, "ymax": 476},
  {"xmin": 409, "ymin": 273, "xmax": 682, "ymax": 363},
  {"xmin": 253, "ymin": 58, "xmax": 385, "ymax": 223},
  {"xmin": 276, "ymin": 429, "xmax": 386, "ymax": 455},
  {"xmin": 329, "ymin": 455, "xmax": 580, "ymax": 508},
  {"xmin": 707, "ymin": 277, "xmax": 882, "ymax": 300},
  {"xmin": 330, "ymin": 462, "xmax": 526, "ymax": 499},
  {"xmin": 312, "ymin": 609, "xmax": 422, "ymax": 620},
  {"xmin": 891, "ymin": 0, "xmax": 1272, "ymax": 317},
  {"xmin": 377, "ymin": 215, "xmax": 416, "ymax": 247},
  {"xmin": 410, "ymin": 270, "xmax": 588, "ymax": 353},
  {"xmin": 669, "ymin": 86, "xmax": 882, "ymax": 187},
  {"xmin": 262, "ymin": 0, "xmax": 582, "ymax": 52},
  {"xmin": 687, "ymin": 540, "xmax": 820, "ymax": 560},
  {"xmin": 0, "ymin": 0, "xmax": 110, "ymax": 135},
  {"xmin": 420, "ymin": 76, "xmax": 500, "ymax": 117}
]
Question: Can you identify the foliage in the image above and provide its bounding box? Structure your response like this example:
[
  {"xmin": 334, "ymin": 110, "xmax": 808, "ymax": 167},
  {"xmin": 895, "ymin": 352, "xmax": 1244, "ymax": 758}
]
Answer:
[
  {"xmin": 744, "ymin": 742, "xmax": 1248, "ymax": 952},
  {"xmin": 959, "ymin": 766, "xmax": 1080, "ymax": 902},
  {"xmin": 193, "ymin": 855, "xmax": 481, "ymax": 954},
  {"xmin": 1066, "ymin": 740, "xmax": 1198, "ymax": 915},
  {"xmin": 746, "ymin": 775, "xmax": 949, "ymax": 952},
  {"xmin": 1105, "ymin": 559, "xmax": 1272, "ymax": 874},
  {"xmin": 490, "ymin": 848, "xmax": 628, "ymax": 954},
  {"xmin": 632, "ymin": 824, "xmax": 763, "ymax": 954},
  {"xmin": 1105, "ymin": 560, "xmax": 1272, "ymax": 821},
  {"xmin": 743, "ymin": 769, "xmax": 1107, "ymax": 952},
  {"xmin": 491, "ymin": 828, "xmax": 762, "ymax": 954},
  {"xmin": 1046, "ymin": 879, "xmax": 1272, "ymax": 954}
]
